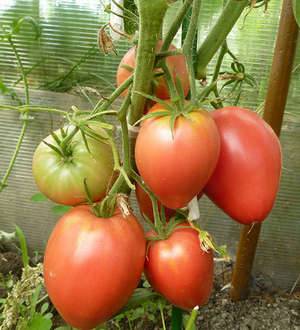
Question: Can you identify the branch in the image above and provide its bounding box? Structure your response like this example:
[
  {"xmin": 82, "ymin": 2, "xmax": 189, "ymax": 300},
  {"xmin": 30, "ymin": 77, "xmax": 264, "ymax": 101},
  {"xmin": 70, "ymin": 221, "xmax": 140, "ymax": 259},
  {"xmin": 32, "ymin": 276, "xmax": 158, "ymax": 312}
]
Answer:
[{"xmin": 196, "ymin": 0, "xmax": 248, "ymax": 79}]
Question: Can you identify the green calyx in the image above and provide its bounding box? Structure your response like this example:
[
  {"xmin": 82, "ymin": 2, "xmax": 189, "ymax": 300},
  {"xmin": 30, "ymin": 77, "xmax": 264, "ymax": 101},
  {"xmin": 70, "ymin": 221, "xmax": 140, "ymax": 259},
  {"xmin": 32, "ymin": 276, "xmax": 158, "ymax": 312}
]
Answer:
[
  {"xmin": 91, "ymin": 193, "xmax": 131, "ymax": 219},
  {"xmin": 134, "ymin": 91, "xmax": 199, "ymax": 138}
]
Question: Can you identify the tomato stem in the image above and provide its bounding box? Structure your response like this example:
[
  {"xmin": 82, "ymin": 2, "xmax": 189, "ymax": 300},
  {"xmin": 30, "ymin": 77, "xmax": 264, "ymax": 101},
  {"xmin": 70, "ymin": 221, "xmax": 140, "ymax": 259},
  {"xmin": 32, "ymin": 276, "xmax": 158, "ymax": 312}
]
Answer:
[
  {"xmin": 185, "ymin": 306, "xmax": 199, "ymax": 330},
  {"xmin": 130, "ymin": 170, "xmax": 164, "ymax": 236},
  {"xmin": 161, "ymin": 0, "xmax": 193, "ymax": 52},
  {"xmin": 92, "ymin": 75, "xmax": 133, "ymax": 114},
  {"xmin": 171, "ymin": 306, "xmax": 183, "ymax": 330},
  {"xmin": 182, "ymin": 0, "xmax": 201, "ymax": 104},
  {"xmin": 129, "ymin": 0, "xmax": 169, "ymax": 125},
  {"xmin": 0, "ymin": 36, "xmax": 30, "ymax": 192},
  {"xmin": 195, "ymin": 0, "xmax": 248, "ymax": 79}
]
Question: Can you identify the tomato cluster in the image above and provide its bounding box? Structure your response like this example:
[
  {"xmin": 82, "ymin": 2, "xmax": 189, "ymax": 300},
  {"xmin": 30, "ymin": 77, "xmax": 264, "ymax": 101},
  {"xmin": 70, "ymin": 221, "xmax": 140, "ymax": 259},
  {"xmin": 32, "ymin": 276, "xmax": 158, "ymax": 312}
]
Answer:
[{"xmin": 32, "ymin": 40, "xmax": 281, "ymax": 329}]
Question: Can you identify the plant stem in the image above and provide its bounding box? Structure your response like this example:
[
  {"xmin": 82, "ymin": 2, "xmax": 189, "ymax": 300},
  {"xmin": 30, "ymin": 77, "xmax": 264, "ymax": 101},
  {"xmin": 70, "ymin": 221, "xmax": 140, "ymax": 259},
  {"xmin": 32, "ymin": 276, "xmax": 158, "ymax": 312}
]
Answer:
[
  {"xmin": 8, "ymin": 37, "xmax": 29, "ymax": 104},
  {"xmin": 130, "ymin": 170, "xmax": 163, "ymax": 235},
  {"xmin": 108, "ymin": 93, "xmax": 133, "ymax": 195},
  {"xmin": 171, "ymin": 306, "xmax": 183, "ymax": 330},
  {"xmin": 182, "ymin": 0, "xmax": 202, "ymax": 103},
  {"xmin": 160, "ymin": 61, "xmax": 179, "ymax": 106},
  {"xmin": 156, "ymin": 49, "xmax": 183, "ymax": 58},
  {"xmin": 129, "ymin": 0, "xmax": 169, "ymax": 125},
  {"xmin": 0, "ymin": 36, "xmax": 30, "ymax": 192},
  {"xmin": 185, "ymin": 306, "xmax": 199, "ymax": 330},
  {"xmin": 92, "ymin": 75, "xmax": 133, "ymax": 113},
  {"xmin": 196, "ymin": 0, "xmax": 248, "ymax": 79},
  {"xmin": 159, "ymin": 303, "xmax": 167, "ymax": 330},
  {"xmin": 161, "ymin": 0, "xmax": 193, "ymax": 51}
]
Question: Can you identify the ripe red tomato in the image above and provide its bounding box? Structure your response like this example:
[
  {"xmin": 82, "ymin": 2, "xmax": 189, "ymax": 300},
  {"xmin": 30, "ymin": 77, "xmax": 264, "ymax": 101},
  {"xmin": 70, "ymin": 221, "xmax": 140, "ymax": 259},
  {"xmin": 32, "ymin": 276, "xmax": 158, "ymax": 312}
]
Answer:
[
  {"xmin": 204, "ymin": 107, "xmax": 282, "ymax": 224},
  {"xmin": 145, "ymin": 224, "xmax": 214, "ymax": 310},
  {"xmin": 116, "ymin": 41, "xmax": 189, "ymax": 99},
  {"xmin": 135, "ymin": 183, "xmax": 175, "ymax": 222},
  {"xmin": 135, "ymin": 103, "xmax": 220, "ymax": 209},
  {"xmin": 32, "ymin": 125, "xmax": 115, "ymax": 206},
  {"xmin": 44, "ymin": 205, "xmax": 146, "ymax": 329}
]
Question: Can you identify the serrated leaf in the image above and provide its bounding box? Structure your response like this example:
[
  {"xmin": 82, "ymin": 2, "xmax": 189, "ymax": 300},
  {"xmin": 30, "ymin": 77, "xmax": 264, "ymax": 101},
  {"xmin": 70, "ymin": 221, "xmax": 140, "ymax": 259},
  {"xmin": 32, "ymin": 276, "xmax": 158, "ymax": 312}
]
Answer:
[
  {"xmin": 293, "ymin": 0, "xmax": 300, "ymax": 27},
  {"xmin": 51, "ymin": 205, "xmax": 72, "ymax": 215},
  {"xmin": 27, "ymin": 314, "xmax": 52, "ymax": 330},
  {"xmin": 31, "ymin": 192, "xmax": 48, "ymax": 202}
]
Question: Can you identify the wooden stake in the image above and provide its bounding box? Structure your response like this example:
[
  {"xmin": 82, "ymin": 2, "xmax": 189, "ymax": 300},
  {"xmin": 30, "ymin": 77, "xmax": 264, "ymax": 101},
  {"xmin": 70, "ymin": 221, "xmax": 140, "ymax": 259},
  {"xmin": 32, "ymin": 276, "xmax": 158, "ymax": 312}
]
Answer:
[{"xmin": 230, "ymin": 0, "xmax": 299, "ymax": 301}]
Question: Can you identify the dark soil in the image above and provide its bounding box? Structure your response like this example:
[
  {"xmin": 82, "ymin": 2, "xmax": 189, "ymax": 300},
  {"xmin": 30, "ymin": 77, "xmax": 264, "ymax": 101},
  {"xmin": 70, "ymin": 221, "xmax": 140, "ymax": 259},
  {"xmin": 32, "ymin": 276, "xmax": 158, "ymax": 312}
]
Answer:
[{"xmin": 0, "ymin": 252, "xmax": 23, "ymax": 277}]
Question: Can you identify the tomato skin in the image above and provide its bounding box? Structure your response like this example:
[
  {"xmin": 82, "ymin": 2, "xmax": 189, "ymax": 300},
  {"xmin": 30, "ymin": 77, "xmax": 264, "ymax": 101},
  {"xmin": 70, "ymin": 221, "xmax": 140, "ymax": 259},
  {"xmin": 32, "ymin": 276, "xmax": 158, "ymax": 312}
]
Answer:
[
  {"xmin": 135, "ymin": 183, "xmax": 175, "ymax": 222},
  {"xmin": 145, "ymin": 225, "xmax": 213, "ymax": 310},
  {"xmin": 32, "ymin": 125, "xmax": 115, "ymax": 206},
  {"xmin": 135, "ymin": 103, "xmax": 220, "ymax": 209},
  {"xmin": 116, "ymin": 41, "xmax": 189, "ymax": 99},
  {"xmin": 204, "ymin": 107, "xmax": 282, "ymax": 224},
  {"xmin": 44, "ymin": 205, "xmax": 146, "ymax": 330}
]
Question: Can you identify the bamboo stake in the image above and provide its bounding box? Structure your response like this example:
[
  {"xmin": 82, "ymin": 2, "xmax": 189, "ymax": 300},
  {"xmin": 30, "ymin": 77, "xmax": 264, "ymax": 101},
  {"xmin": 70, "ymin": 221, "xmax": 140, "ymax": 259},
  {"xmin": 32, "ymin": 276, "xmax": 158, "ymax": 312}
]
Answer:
[{"xmin": 230, "ymin": 0, "xmax": 299, "ymax": 301}]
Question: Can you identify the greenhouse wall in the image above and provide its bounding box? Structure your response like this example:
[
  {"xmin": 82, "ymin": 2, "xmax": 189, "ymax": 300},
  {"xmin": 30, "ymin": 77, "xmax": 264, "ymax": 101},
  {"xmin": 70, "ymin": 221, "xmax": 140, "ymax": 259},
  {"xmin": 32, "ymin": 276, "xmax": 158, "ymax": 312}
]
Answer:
[{"xmin": 0, "ymin": 0, "xmax": 299, "ymax": 291}]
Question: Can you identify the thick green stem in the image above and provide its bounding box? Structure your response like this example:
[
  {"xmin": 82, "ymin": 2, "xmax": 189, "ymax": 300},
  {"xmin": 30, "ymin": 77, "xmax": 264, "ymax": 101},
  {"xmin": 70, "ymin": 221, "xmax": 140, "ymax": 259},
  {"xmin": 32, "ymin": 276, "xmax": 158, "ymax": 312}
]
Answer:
[
  {"xmin": 196, "ymin": 0, "xmax": 248, "ymax": 79},
  {"xmin": 129, "ymin": 0, "xmax": 169, "ymax": 125},
  {"xmin": 162, "ymin": 0, "xmax": 193, "ymax": 51},
  {"xmin": 171, "ymin": 306, "xmax": 183, "ymax": 330},
  {"xmin": 182, "ymin": 0, "xmax": 201, "ymax": 103}
]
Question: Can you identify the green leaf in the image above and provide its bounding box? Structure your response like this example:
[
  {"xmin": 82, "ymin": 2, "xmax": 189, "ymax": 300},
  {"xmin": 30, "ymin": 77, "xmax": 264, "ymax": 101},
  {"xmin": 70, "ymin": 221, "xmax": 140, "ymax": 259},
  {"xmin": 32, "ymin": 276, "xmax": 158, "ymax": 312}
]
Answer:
[
  {"xmin": 27, "ymin": 314, "xmax": 52, "ymax": 330},
  {"xmin": 40, "ymin": 302, "xmax": 49, "ymax": 315},
  {"xmin": 51, "ymin": 205, "xmax": 72, "ymax": 216},
  {"xmin": 31, "ymin": 192, "xmax": 48, "ymax": 202},
  {"xmin": 30, "ymin": 285, "xmax": 42, "ymax": 317},
  {"xmin": 15, "ymin": 225, "xmax": 29, "ymax": 267},
  {"xmin": 293, "ymin": 0, "xmax": 300, "ymax": 27},
  {"xmin": 119, "ymin": 288, "xmax": 160, "ymax": 313}
]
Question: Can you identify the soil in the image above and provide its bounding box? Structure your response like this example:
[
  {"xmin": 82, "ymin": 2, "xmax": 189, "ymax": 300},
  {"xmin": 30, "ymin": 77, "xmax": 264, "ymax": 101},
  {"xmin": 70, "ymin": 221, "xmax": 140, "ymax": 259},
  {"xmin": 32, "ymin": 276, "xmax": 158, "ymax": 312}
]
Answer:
[
  {"xmin": 198, "ymin": 289, "xmax": 300, "ymax": 330},
  {"xmin": 0, "ymin": 249, "xmax": 299, "ymax": 329}
]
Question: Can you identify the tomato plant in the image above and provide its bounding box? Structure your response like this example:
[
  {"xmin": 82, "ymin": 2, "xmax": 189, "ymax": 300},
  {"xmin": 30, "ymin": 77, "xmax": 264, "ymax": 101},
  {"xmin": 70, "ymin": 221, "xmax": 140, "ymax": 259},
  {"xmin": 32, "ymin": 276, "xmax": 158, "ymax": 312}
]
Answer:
[
  {"xmin": 32, "ymin": 125, "xmax": 115, "ymax": 206},
  {"xmin": 204, "ymin": 107, "xmax": 282, "ymax": 224},
  {"xmin": 135, "ymin": 102, "xmax": 220, "ymax": 209},
  {"xmin": 135, "ymin": 183, "xmax": 175, "ymax": 222},
  {"xmin": 145, "ymin": 224, "xmax": 214, "ymax": 310},
  {"xmin": 116, "ymin": 41, "xmax": 189, "ymax": 100},
  {"xmin": 44, "ymin": 204, "xmax": 146, "ymax": 329}
]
